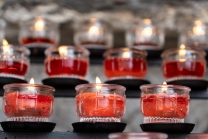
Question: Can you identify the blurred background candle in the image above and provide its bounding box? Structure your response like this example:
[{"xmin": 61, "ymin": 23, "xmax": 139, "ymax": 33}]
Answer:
[
  {"xmin": 75, "ymin": 77, "xmax": 126, "ymax": 122},
  {"xmin": 19, "ymin": 16, "xmax": 60, "ymax": 48},
  {"xmin": 0, "ymin": 39, "xmax": 30, "ymax": 79},
  {"xmin": 103, "ymin": 47, "xmax": 147, "ymax": 80},
  {"xmin": 45, "ymin": 45, "xmax": 89, "ymax": 79},
  {"xmin": 179, "ymin": 20, "xmax": 208, "ymax": 49},
  {"xmin": 126, "ymin": 18, "xmax": 164, "ymax": 50},
  {"xmin": 140, "ymin": 83, "xmax": 190, "ymax": 123},
  {"xmin": 161, "ymin": 44, "xmax": 206, "ymax": 81},
  {"xmin": 3, "ymin": 78, "xmax": 55, "ymax": 122},
  {"xmin": 74, "ymin": 18, "xmax": 113, "ymax": 49}
]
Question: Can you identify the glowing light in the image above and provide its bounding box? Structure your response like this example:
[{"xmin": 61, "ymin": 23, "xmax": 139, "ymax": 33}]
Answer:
[
  {"xmin": 193, "ymin": 20, "xmax": 205, "ymax": 36},
  {"xmin": 141, "ymin": 27, "xmax": 153, "ymax": 37},
  {"xmin": 143, "ymin": 19, "xmax": 152, "ymax": 24},
  {"xmin": 58, "ymin": 46, "xmax": 68, "ymax": 56},
  {"xmin": 29, "ymin": 78, "xmax": 35, "ymax": 84},
  {"xmin": 179, "ymin": 44, "xmax": 186, "ymax": 62},
  {"xmin": 95, "ymin": 77, "xmax": 101, "ymax": 89},
  {"xmin": 122, "ymin": 51, "xmax": 131, "ymax": 58},
  {"xmin": 34, "ymin": 18, "xmax": 44, "ymax": 31},
  {"xmin": 88, "ymin": 26, "xmax": 102, "ymax": 35},
  {"xmin": 2, "ymin": 39, "xmax": 8, "ymax": 46},
  {"xmin": 162, "ymin": 82, "xmax": 167, "ymax": 92}
]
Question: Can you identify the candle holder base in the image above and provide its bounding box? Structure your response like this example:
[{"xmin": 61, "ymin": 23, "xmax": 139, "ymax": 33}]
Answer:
[
  {"xmin": 105, "ymin": 79, "xmax": 150, "ymax": 98},
  {"xmin": 1, "ymin": 121, "xmax": 56, "ymax": 132},
  {"xmin": 167, "ymin": 79, "xmax": 208, "ymax": 90},
  {"xmin": 167, "ymin": 79, "xmax": 208, "ymax": 99},
  {"xmin": 72, "ymin": 122, "xmax": 126, "ymax": 133},
  {"xmin": 140, "ymin": 123, "xmax": 195, "ymax": 133},
  {"xmin": 42, "ymin": 77, "xmax": 88, "ymax": 97}
]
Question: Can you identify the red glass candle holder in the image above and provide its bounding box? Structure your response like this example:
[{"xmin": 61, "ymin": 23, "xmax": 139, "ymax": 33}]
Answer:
[
  {"xmin": 140, "ymin": 84, "xmax": 190, "ymax": 123},
  {"xmin": 3, "ymin": 83, "xmax": 55, "ymax": 122},
  {"xmin": 161, "ymin": 45, "xmax": 206, "ymax": 81},
  {"xmin": 103, "ymin": 48, "xmax": 147, "ymax": 80},
  {"xmin": 0, "ymin": 45, "xmax": 30, "ymax": 79},
  {"xmin": 74, "ymin": 18, "xmax": 113, "ymax": 49},
  {"xmin": 19, "ymin": 16, "xmax": 59, "ymax": 48},
  {"xmin": 75, "ymin": 84, "xmax": 126, "ymax": 122},
  {"xmin": 126, "ymin": 19, "xmax": 164, "ymax": 50},
  {"xmin": 45, "ymin": 45, "xmax": 89, "ymax": 79}
]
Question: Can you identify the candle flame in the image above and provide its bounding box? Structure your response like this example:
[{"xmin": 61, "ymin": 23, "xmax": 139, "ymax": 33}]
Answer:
[
  {"xmin": 90, "ymin": 18, "xmax": 97, "ymax": 22},
  {"xmin": 89, "ymin": 26, "xmax": 101, "ymax": 35},
  {"xmin": 95, "ymin": 77, "xmax": 101, "ymax": 89},
  {"xmin": 96, "ymin": 77, "xmax": 101, "ymax": 83},
  {"xmin": 2, "ymin": 39, "xmax": 10, "ymax": 54},
  {"xmin": 58, "ymin": 46, "xmax": 68, "ymax": 56},
  {"xmin": 34, "ymin": 18, "xmax": 44, "ymax": 31},
  {"xmin": 143, "ymin": 19, "xmax": 152, "ymax": 24},
  {"xmin": 193, "ymin": 20, "xmax": 205, "ymax": 36},
  {"xmin": 141, "ymin": 27, "xmax": 153, "ymax": 37},
  {"xmin": 29, "ymin": 78, "xmax": 35, "ymax": 84},
  {"xmin": 179, "ymin": 44, "xmax": 186, "ymax": 62},
  {"xmin": 162, "ymin": 82, "xmax": 167, "ymax": 92},
  {"xmin": 122, "ymin": 51, "xmax": 131, "ymax": 58},
  {"xmin": 2, "ymin": 39, "xmax": 8, "ymax": 46}
]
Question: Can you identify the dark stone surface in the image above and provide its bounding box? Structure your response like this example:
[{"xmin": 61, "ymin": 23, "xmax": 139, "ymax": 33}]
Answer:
[{"xmin": 0, "ymin": 131, "xmax": 189, "ymax": 139}]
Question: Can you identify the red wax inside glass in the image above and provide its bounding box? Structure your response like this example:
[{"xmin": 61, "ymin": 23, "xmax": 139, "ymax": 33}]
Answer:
[
  {"xmin": 45, "ymin": 57, "xmax": 88, "ymax": 77},
  {"xmin": 21, "ymin": 37, "xmax": 56, "ymax": 45},
  {"xmin": 104, "ymin": 58, "xmax": 147, "ymax": 79},
  {"xmin": 162, "ymin": 60, "xmax": 205, "ymax": 79},
  {"xmin": 4, "ymin": 92, "xmax": 54, "ymax": 117},
  {"xmin": 140, "ymin": 94, "xmax": 189, "ymax": 118},
  {"xmin": 0, "ymin": 60, "xmax": 28, "ymax": 76},
  {"xmin": 76, "ymin": 93, "xmax": 125, "ymax": 118}
]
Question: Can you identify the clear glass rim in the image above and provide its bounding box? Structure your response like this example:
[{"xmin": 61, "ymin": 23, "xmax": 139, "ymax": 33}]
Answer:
[
  {"xmin": 140, "ymin": 84, "xmax": 191, "ymax": 92},
  {"xmin": 161, "ymin": 47, "xmax": 206, "ymax": 58},
  {"xmin": 20, "ymin": 16, "xmax": 58, "ymax": 28},
  {"xmin": 0, "ymin": 44, "xmax": 30, "ymax": 55},
  {"xmin": 3, "ymin": 83, "xmax": 55, "ymax": 91},
  {"xmin": 45, "ymin": 45, "xmax": 90, "ymax": 56},
  {"xmin": 103, "ymin": 47, "xmax": 147, "ymax": 57},
  {"xmin": 75, "ymin": 83, "xmax": 126, "ymax": 92},
  {"xmin": 187, "ymin": 134, "xmax": 208, "ymax": 139},
  {"xmin": 109, "ymin": 132, "xmax": 168, "ymax": 138}
]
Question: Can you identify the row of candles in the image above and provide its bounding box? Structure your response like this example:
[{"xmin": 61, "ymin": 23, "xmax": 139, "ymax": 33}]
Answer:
[
  {"xmin": 3, "ymin": 78, "xmax": 190, "ymax": 129},
  {"xmin": 0, "ymin": 41, "xmax": 205, "ymax": 82},
  {"xmin": 0, "ymin": 17, "xmax": 208, "ymax": 50}
]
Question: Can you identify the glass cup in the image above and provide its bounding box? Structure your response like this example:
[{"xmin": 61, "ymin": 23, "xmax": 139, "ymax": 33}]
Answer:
[
  {"xmin": 74, "ymin": 18, "xmax": 113, "ymax": 49},
  {"xmin": 3, "ymin": 83, "xmax": 55, "ymax": 122},
  {"xmin": 161, "ymin": 45, "xmax": 206, "ymax": 81},
  {"xmin": 109, "ymin": 132, "xmax": 168, "ymax": 139},
  {"xmin": 140, "ymin": 84, "xmax": 190, "ymax": 123},
  {"xmin": 19, "ymin": 16, "xmax": 60, "ymax": 48},
  {"xmin": 0, "ymin": 19, "xmax": 6, "ymax": 44},
  {"xmin": 0, "ymin": 44, "xmax": 30, "ymax": 79},
  {"xmin": 126, "ymin": 19, "xmax": 165, "ymax": 50},
  {"xmin": 103, "ymin": 47, "xmax": 147, "ymax": 80},
  {"xmin": 75, "ymin": 84, "xmax": 126, "ymax": 122},
  {"xmin": 187, "ymin": 134, "xmax": 208, "ymax": 139},
  {"xmin": 179, "ymin": 20, "xmax": 208, "ymax": 49},
  {"xmin": 45, "ymin": 45, "xmax": 90, "ymax": 79}
]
